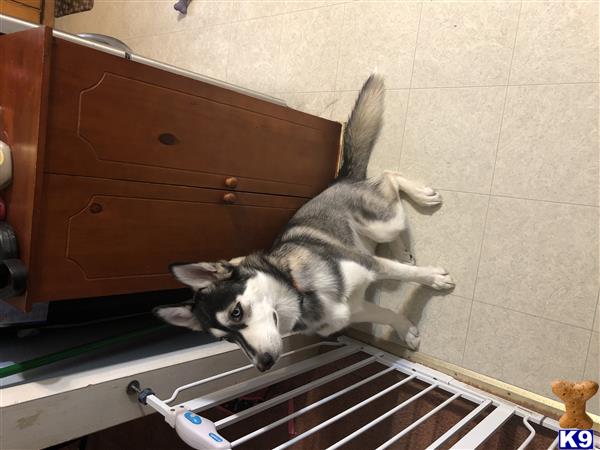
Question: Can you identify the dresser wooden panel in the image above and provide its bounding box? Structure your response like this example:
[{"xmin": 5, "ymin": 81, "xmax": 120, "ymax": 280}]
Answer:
[
  {"xmin": 30, "ymin": 175, "xmax": 306, "ymax": 301},
  {"xmin": 45, "ymin": 39, "xmax": 341, "ymax": 198}
]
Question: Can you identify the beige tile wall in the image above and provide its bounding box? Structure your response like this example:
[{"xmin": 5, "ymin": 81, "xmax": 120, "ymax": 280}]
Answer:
[{"xmin": 56, "ymin": 0, "xmax": 599, "ymax": 411}]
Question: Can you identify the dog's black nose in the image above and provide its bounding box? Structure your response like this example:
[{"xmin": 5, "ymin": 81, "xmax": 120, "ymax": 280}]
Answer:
[{"xmin": 256, "ymin": 353, "xmax": 275, "ymax": 372}]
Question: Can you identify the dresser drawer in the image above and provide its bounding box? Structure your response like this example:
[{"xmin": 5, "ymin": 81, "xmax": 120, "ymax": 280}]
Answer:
[
  {"xmin": 45, "ymin": 38, "xmax": 342, "ymax": 198},
  {"xmin": 29, "ymin": 175, "xmax": 306, "ymax": 302}
]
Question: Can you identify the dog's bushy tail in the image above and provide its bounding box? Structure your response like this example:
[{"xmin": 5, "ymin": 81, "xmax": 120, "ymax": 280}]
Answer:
[{"xmin": 337, "ymin": 74, "xmax": 384, "ymax": 181}]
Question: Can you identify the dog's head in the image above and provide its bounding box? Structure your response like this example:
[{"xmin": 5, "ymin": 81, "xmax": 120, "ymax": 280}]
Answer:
[{"xmin": 154, "ymin": 256, "xmax": 298, "ymax": 371}]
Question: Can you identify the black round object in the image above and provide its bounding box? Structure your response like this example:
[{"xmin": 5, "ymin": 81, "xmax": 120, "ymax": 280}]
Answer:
[
  {"xmin": 0, "ymin": 258, "xmax": 27, "ymax": 301},
  {"xmin": 158, "ymin": 133, "xmax": 178, "ymax": 146},
  {"xmin": 0, "ymin": 222, "xmax": 18, "ymax": 260}
]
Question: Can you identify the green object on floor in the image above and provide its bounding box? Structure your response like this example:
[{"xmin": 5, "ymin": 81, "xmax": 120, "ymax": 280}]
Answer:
[{"xmin": 0, "ymin": 324, "xmax": 169, "ymax": 379}]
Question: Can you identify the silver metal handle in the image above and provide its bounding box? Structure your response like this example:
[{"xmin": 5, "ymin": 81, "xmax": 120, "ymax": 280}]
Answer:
[{"xmin": 76, "ymin": 33, "xmax": 133, "ymax": 53}]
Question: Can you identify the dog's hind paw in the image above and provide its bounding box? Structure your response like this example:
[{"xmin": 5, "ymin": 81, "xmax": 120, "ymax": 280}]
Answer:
[
  {"xmin": 391, "ymin": 316, "xmax": 420, "ymax": 350},
  {"xmin": 424, "ymin": 267, "xmax": 455, "ymax": 290},
  {"xmin": 399, "ymin": 249, "xmax": 416, "ymax": 265},
  {"xmin": 412, "ymin": 186, "xmax": 443, "ymax": 207},
  {"xmin": 404, "ymin": 326, "xmax": 420, "ymax": 351}
]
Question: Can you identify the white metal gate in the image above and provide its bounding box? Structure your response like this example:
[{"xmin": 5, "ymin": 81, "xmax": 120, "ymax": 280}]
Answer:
[{"xmin": 130, "ymin": 337, "xmax": 598, "ymax": 450}]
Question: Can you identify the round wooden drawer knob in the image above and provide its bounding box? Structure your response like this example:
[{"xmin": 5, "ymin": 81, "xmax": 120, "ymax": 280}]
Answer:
[
  {"xmin": 158, "ymin": 133, "xmax": 178, "ymax": 146},
  {"xmin": 89, "ymin": 203, "xmax": 103, "ymax": 214},
  {"xmin": 224, "ymin": 177, "xmax": 238, "ymax": 188},
  {"xmin": 223, "ymin": 193, "xmax": 237, "ymax": 204}
]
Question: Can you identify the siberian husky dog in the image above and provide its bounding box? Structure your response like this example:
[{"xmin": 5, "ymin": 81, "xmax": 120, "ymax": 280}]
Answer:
[{"xmin": 155, "ymin": 75, "xmax": 454, "ymax": 372}]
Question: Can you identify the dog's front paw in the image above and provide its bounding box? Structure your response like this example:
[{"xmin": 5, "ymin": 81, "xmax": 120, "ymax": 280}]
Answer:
[
  {"xmin": 404, "ymin": 327, "xmax": 421, "ymax": 351},
  {"xmin": 404, "ymin": 326, "xmax": 420, "ymax": 350},
  {"xmin": 424, "ymin": 267, "xmax": 455, "ymax": 290},
  {"xmin": 412, "ymin": 186, "xmax": 443, "ymax": 207}
]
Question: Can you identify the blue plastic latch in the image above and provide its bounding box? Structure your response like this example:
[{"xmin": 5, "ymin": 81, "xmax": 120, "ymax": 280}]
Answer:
[
  {"xmin": 184, "ymin": 411, "xmax": 202, "ymax": 425},
  {"xmin": 209, "ymin": 433, "xmax": 224, "ymax": 442}
]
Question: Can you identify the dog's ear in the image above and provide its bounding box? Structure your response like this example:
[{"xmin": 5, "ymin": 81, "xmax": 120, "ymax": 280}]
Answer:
[
  {"xmin": 153, "ymin": 302, "xmax": 202, "ymax": 331},
  {"xmin": 169, "ymin": 261, "xmax": 235, "ymax": 291}
]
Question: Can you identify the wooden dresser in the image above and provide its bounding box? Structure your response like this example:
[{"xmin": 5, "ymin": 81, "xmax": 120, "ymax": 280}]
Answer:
[{"xmin": 0, "ymin": 26, "xmax": 342, "ymax": 310}]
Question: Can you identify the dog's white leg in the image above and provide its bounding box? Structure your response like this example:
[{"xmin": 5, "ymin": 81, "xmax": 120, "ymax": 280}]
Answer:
[
  {"xmin": 373, "ymin": 256, "xmax": 454, "ymax": 290},
  {"xmin": 383, "ymin": 171, "xmax": 443, "ymax": 207},
  {"xmin": 315, "ymin": 300, "xmax": 351, "ymax": 337},
  {"xmin": 340, "ymin": 260, "xmax": 377, "ymax": 296},
  {"xmin": 355, "ymin": 201, "xmax": 409, "ymax": 244},
  {"xmin": 349, "ymin": 300, "xmax": 420, "ymax": 350}
]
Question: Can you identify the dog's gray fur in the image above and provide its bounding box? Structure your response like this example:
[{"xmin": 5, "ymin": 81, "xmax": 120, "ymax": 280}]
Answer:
[{"xmin": 155, "ymin": 74, "xmax": 454, "ymax": 371}]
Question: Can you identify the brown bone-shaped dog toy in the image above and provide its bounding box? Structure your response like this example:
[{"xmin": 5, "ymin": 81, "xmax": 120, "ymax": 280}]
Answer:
[{"xmin": 552, "ymin": 379, "xmax": 599, "ymax": 429}]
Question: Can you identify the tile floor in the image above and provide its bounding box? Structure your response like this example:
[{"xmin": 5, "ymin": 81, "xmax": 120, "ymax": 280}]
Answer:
[{"xmin": 56, "ymin": 0, "xmax": 599, "ymax": 412}]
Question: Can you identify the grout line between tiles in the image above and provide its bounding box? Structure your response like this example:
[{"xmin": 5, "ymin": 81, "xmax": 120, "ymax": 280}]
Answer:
[
  {"xmin": 460, "ymin": 193, "xmax": 490, "ymax": 367},
  {"xmin": 595, "ymin": 290, "xmax": 600, "ymax": 332},
  {"xmin": 330, "ymin": 3, "xmax": 347, "ymax": 97},
  {"xmin": 485, "ymin": 192, "xmax": 599, "ymax": 208},
  {"xmin": 396, "ymin": 1, "xmax": 424, "ymax": 167},
  {"xmin": 272, "ymin": 7, "xmax": 287, "ymax": 93},
  {"xmin": 269, "ymin": 80, "xmax": 599, "ymax": 96},
  {"xmin": 221, "ymin": 2, "xmax": 236, "ymax": 78},
  {"xmin": 223, "ymin": 15, "xmax": 235, "ymax": 83},
  {"xmin": 332, "ymin": 3, "xmax": 347, "ymax": 93},
  {"xmin": 581, "ymin": 291, "xmax": 600, "ymax": 377},
  {"xmin": 461, "ymin": 0, "xmax": 523, "ymax": 365},
  {"xmin": 472, "ymin": 299, "xmax": 599, "ymax": 333},
  {"xmin": 429, "ymin": 188, "xmax": 600, "ymax": 208},
  {"xmin": 407, "ymin": 80, "xmax": 600, "ymax": 89},
  {"xmin": 487, "ymin": 0, "xmax": 523, "ymax": 195},
  {"xmin": 226, "ymin": 0, "xmax": 353, "ymax": 25}
]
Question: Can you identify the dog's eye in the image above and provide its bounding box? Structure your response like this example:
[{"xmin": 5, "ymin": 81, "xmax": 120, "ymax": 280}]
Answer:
[{"xmin": 230, "ymin": 304, "xmax": 243, "ymax": 322}]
